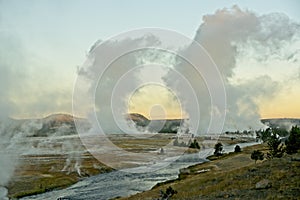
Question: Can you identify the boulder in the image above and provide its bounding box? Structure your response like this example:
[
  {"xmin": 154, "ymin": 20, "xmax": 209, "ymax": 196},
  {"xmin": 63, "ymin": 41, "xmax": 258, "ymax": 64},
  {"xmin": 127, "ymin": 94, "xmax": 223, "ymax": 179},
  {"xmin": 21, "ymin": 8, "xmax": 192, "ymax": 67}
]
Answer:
[
  {"xmin": 179, "ymin": 168, "xmax": 190, "ymax": 174},
  {"xmin": 255, "ymin": 179, "xmax": 272, "ymax": 189}
]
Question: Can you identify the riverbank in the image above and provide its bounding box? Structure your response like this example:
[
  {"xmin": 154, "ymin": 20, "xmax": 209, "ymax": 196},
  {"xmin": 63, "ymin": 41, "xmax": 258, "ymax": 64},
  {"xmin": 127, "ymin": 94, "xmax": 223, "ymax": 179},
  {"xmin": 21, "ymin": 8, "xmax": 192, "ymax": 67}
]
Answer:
[
  {"xmin": 6, "ymin": 133, "xmax": 175, "ymax": 198},
  {"xmin": 118, "ymin": 143, "xmax": 300, "ymax": 199},
  {"xmin": 8, "ymin": 134, "xmax": 255, "ymax": 199},
  {"xmin": 8, "ymin": 152, "xmax": 113, "ymax": 198}
]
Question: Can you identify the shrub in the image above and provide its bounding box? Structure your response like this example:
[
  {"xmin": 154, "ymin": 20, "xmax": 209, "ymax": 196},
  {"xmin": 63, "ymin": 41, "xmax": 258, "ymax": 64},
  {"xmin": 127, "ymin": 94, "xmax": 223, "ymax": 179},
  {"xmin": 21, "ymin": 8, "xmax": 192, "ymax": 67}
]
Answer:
[
  {"xmin": 189, "ymin": 139, "xmax": 200, "ymax": 149},
  {"xmin": 234, "ymin": 145, "xmax": 241, "ymax": 153},
  {"xmin": 214, "ymin": 142, "xmax": 223, "ymax": 156},
  {"xmin": 251, "ymin": 150, "xmax": 264, "ymax": 164},
  {"xmin": 158, "ymin": 186, "xmax": 177, "ymax": 200},
  {"xmin": 267, "ymin": 133, "xmax": 284, "ymax": 159},
  {"xmin": 257, "ymin": 128, "xmax": 272, "ymax": 143}
]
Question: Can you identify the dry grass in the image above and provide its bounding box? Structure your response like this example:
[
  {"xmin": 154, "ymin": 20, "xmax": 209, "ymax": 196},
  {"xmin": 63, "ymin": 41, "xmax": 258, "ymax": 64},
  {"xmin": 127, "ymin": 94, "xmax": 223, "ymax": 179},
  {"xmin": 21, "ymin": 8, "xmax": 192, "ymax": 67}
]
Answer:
[
  {"xmin": 108, "ymin": 134, "xmax": 173, "ymax": 152},
  {"xmin": 7, "ymin": 134, "xmax": 174, "ymax": 198},
  {"xmin": 7, "ymin": 134, "xmax": 257, "ymax": 199},
  {"xmin": 119, "ymin": 144, "xmax": 300, "ymax": 200},
  {"xmin": 8, "ymin": 153, "xmax": 113, "ymax": 198}
]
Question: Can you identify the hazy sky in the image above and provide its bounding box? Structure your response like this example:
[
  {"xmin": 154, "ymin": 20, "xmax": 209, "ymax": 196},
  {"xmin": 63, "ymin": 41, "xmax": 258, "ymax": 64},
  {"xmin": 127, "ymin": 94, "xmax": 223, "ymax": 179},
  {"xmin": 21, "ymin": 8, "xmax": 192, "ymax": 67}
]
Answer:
[{"xmin": 1, "ymin": 0, "xmax": 300, "ymax": 119}]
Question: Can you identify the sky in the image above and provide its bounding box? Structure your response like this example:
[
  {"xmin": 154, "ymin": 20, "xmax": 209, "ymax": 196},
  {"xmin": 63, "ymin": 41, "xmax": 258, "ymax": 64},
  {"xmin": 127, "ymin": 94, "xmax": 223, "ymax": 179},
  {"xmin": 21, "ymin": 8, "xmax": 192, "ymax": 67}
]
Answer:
[{"xmin": 1, "ymin": 0, "xmax": 300, "ymax": 120}]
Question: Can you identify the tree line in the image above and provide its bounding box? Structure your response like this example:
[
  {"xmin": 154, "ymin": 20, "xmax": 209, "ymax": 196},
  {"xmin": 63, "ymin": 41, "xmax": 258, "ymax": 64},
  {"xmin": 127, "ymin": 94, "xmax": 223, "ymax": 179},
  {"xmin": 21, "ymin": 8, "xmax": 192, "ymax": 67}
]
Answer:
[{"xmin": 251, "ymin": 126, "xmax": 300, "ymax": 163}]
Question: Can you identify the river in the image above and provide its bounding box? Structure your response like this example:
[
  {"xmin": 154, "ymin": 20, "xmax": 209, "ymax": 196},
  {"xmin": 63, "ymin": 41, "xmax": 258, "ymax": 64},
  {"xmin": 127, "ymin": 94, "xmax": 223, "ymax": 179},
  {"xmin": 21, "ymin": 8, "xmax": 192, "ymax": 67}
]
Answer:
[{"xmin": 21, "ymin": 142, "xmax": 258, "ymax": 200}]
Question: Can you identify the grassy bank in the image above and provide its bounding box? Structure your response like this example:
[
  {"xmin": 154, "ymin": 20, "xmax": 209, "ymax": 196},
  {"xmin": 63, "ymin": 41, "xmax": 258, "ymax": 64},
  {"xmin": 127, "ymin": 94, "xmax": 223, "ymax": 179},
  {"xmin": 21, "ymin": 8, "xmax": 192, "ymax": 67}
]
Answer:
[
  {"xmin": 8, "ymin": 153, "xmax": 113, "ymax": 199},
  {"xmin": 119, "ymin": 144, "xmax": 300, "ymax": 200}
]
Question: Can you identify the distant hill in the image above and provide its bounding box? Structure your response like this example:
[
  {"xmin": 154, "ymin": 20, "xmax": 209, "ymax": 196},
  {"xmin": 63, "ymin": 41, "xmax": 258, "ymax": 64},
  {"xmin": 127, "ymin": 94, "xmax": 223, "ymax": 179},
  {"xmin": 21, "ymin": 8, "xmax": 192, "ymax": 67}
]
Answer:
[
  {"xmin": 0, "ymin": 114, "xmax": 89, "ymax": 137},
  {"xmin": 5, "ymin": 114, "xmax": 299, "ymax": 138},
  {"xmin": 126, "ymin": 113, "xmax": 149, "ymax": 122},
  {"xmin": 261, "ymin": 118, "xmax": 300, "ymax": 130},
  {"xmin": 126, "ymin": 113, "xmax": 184, "ymax": 133},
  {"xmin": 126, "ymin": 113, "xmax": 150, "ymax": 127},
  {"xmin": 1, "ymin": 113, "xmax": 183, "ymax": 137},
  {"xmin": 33, "ymin": 113, "xmax": 87, "ymax": 137},
  {"xmin": 148, "ymin": 119, "xmax": 184, "ymax": 133}
]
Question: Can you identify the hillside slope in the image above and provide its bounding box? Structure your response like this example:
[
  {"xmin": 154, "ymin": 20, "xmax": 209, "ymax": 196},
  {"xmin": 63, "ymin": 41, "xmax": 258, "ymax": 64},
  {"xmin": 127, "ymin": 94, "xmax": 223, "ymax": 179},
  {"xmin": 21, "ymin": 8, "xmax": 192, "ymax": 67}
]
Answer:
[{"xmin": 119, "ymin": 144, "xmax": 300, "ymax": 200}]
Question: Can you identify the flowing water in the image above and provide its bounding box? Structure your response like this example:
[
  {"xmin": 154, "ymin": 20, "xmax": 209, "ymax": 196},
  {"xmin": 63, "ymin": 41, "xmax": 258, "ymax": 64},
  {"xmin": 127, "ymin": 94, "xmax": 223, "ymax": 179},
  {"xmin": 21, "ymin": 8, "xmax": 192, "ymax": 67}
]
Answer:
[{"xmin": 21, "ymin": 142, "xmax": 257, "ymax": 200}]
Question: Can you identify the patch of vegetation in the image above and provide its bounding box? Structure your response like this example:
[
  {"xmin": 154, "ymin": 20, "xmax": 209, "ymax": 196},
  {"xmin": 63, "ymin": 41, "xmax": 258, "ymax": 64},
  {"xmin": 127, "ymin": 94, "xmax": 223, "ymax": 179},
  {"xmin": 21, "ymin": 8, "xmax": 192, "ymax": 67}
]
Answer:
[
  {"xmin": 8, "ymin": 154, "xmax": 113, "ymax": 199},
  {"xmin": 256, "ymin": 126, "xmax": 300, "ymax": 159},
  {"xmin": 156, "ymin": 186, "xmax": 177, "ymax": 200},
  {"xmin": 213, "ymin": 142, "xmax": 223, "ymax": 156},
  {"xmin": 251, "ymin": 150, "xmax": 264, "ymax": 164},
  {"xmin": 285, "ymin": 126, "xmax": 300, "ymax": 154},
  {"xmin": 234, "ymin": 145, "xmax": 241, "ymax": 153},
  {"xmin": 110, "ymin": 134, "xmax": 173, "ymax": 153},
  {"xmin": 266, "ymin": 133, "xmax": 284, "ymax": 159},
  {"xmin": 189, "ymin": 139, "xmax": 200, "ymax": 149},
  {"xmin": 11, "ymin": 176, "xmax": 76, "ymax": 198},
  {"xmin": 120, "ymin": 144, "xmax": 300, "ymax": 200},
  {"xmin": 173, "ymin": 138, "xmax": 200, "ymax": 150},
  {"xmin": 206, "ymin": 152, "xmax": 235, "ymax": 161},
  {"xmin": 256, "ymin": 128, "xmax": 272, "ymax": 143}
]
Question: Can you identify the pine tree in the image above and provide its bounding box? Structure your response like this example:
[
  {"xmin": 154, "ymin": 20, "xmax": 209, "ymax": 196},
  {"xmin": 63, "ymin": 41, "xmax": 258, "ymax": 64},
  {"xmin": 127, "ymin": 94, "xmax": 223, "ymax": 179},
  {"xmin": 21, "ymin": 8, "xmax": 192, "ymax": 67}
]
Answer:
[{"xmin": 286, "ymin": 126, "xmax": 300, "ymax": 154}]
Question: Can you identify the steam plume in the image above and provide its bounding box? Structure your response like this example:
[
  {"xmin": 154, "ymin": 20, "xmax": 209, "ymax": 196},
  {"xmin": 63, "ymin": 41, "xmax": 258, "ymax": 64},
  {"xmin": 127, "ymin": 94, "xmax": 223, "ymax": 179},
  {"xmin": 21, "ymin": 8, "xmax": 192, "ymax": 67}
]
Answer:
[{"xmin": 165, "ymin": 6, "xmax": 300, "ymax": 133}]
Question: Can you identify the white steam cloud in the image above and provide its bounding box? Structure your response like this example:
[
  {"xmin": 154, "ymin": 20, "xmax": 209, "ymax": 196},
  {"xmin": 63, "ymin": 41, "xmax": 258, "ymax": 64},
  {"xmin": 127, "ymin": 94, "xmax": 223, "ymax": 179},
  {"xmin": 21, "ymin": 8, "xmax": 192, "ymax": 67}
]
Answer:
[
  {"xmin": 74, "ymin": 34, "xmax": 164, "ymax": 134},
  {"xmin": 0, "ymin": 31, "xmax": 27, "ymax": 199},
  {"xmin": 75, "ymin": 6, "xmax": 300, "ymax": 136},
  {"xmin": 0, "ymin": 32, "xmax": 83, "ymax": 198},
  {"xmin": 165, "ymin": 6, "xmax": 300, "ymax": 133}
]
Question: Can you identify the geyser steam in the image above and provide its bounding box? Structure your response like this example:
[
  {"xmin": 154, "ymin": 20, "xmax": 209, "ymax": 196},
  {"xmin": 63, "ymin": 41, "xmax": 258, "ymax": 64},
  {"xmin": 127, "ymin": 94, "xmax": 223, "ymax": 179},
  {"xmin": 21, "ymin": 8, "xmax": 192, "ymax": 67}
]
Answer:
[
  {"xmin": 73, "ymin": 6, "xmax": 300, "ymax": 171},
  {"xmin": 165, "ymin": 6, "xmax": 300, "ymax": 133},
  {"xmin": 0, "ymin": 31, "xmax": 27, "ymax": 199}
]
